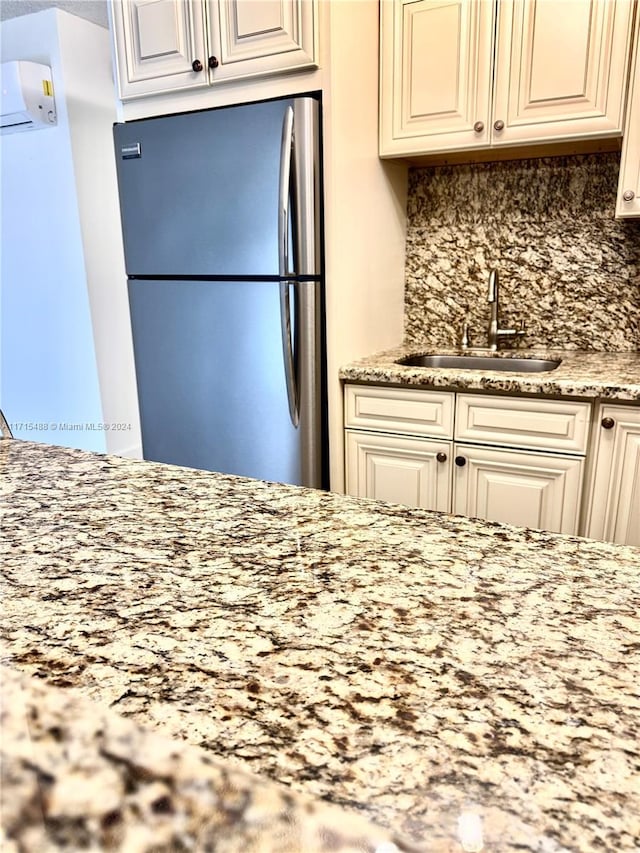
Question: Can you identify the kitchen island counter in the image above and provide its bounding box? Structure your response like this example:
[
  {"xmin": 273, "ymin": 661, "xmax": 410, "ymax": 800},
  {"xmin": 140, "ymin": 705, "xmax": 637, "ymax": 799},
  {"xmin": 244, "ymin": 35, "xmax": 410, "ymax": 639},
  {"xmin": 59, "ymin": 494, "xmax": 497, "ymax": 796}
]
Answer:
[
  {"xmin": 339, "ymin": 347, "xmax": 640, "ymax": 401},
  {"xmin": 2, "ymin": 440, "xmax": 639, "ymax": 851}
]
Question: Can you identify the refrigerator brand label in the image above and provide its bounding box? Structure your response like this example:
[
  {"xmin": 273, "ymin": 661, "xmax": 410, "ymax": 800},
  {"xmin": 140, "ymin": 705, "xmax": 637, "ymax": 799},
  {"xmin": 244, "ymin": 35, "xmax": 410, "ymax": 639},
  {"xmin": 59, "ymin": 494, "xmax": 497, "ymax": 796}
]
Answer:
[{"xmin": 121, "ymin": 143, "xmax": 141, "ymax": 159}]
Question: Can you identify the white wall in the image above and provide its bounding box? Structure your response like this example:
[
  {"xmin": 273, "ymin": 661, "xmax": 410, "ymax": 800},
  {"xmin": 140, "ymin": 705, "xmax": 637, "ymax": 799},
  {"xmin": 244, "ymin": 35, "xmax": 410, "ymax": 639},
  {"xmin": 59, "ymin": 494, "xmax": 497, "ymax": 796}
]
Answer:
[
  {"xmin": 57, "ymin": 10, "xmax": 141, "ymax": 456},
  {"xmin": 0, "ymin": 8, "xmax": 141, "ymax": 456},
  {"xmin": 1, "ymin": 11, "xmax": 105, "ymax": 452}
]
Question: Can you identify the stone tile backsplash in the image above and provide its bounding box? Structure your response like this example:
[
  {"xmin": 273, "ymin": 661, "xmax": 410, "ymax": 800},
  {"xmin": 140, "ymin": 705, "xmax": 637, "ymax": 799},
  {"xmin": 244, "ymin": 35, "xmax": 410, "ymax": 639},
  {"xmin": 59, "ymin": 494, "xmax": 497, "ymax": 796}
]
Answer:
[{"xmin": 404, "ymin": 153, "xmax": 640, "ymax": 352}]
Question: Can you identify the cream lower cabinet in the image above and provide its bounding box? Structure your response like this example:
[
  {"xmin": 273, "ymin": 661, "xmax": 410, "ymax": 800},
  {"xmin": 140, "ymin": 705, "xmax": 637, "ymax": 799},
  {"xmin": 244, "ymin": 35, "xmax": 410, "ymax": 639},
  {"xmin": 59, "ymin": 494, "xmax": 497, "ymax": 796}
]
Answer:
[
  {"xmin": 345, "ymin": 431, "xmax": 451, "ymax": 510},
  {"xmin": 584, "ymin": 404, "xmax": 640, "ymax": 545},
  {"xmin": 452, "ymin": 444, "xmax": 583, "ymax": 533},
  {"xmin": 452, "ymin": 394, "xmax": 589, "ymax": 533},
  {"xmin": 345, "ymin": 384, "xmax": 590, "ymax": 535},
  {"xmin": 344, "ymin": 384, "xmax": 454, "ymax": 512},
  {"xmin": 111, "ymin": 0, "xmax": 318, "ymax": 100}
]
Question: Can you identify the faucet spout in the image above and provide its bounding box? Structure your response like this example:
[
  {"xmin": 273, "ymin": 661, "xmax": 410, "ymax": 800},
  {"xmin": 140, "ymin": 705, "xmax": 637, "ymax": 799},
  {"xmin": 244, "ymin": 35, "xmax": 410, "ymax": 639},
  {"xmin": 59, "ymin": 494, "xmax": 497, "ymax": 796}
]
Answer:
[
  {"xmin": 488, "ymin": 269, "xmax": 499, "ymax": 303},
  {"xmin": 487, "ymin": 269, "xmax": 499, "ymax": 351},
  {"xmin": 485, "ymin": 268, "xmax": 526, "ymax": 350}
]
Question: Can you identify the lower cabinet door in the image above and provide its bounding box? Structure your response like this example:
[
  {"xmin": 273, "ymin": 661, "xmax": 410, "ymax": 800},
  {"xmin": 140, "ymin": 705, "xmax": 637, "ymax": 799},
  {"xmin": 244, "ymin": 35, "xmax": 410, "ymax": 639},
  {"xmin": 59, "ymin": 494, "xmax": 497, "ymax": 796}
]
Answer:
[
  {"xmin": 585, "ymin": 405, "xmax": 640, "ymax": 545},
  {"xmin": 453, "ymin": 444, "xmax": 584, "ymax": 534},
  {"xmin": 345, "ymin": 430, "xmax": 451, "ymax": 511}
]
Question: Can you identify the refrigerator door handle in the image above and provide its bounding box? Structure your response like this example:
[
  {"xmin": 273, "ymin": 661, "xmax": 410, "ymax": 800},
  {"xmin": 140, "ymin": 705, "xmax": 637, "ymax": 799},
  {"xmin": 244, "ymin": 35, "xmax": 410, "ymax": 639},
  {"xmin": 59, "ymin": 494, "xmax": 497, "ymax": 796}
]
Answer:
[
  {"xmin": 279, "ymin": 281, "xmax": 299, "ymax": 428},
  {"xmin": 278, "ymin": 106, "xmax": 299, "ymax": 428},
  {"xmin": 278, "ymin": 105, "xmax": 294, "ymax": 277}
]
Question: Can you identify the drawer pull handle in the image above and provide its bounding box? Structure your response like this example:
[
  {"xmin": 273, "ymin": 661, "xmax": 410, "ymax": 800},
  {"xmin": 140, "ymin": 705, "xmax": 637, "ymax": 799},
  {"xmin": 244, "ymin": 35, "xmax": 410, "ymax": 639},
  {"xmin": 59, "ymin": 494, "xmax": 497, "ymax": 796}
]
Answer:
[
  {"xmin": 622, "ymin": 189, "xmax": 635, "ymax": 202},
  {"xmin": 455, "ymin": 455, "xmax": 467, "ymax": 467},
  {"xmin": 192, "ymin": 59, "xmax": 203, "ymax": 72},
  {"xmin": 493, "ymin": 119, "xmax": 505, "ymax": 132},
  {"xmin": 473, "ymin": 121, "xmax": 484, "ymax": 133},
  {"xmin": 601, "ymin": 417, "xmax": 615, "ymax": 430},
  {"xmin": 436, "ymin": 452, "xmax": 448, "ymax": 463}
]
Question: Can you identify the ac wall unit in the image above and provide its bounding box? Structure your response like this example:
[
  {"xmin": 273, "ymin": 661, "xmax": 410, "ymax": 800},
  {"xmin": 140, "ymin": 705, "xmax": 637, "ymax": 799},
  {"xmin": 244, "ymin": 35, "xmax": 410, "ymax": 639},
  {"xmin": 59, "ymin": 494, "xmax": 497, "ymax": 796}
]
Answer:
[{"xmin": 0, "ymin": 60, "xmax": 57, "ymax": 135}]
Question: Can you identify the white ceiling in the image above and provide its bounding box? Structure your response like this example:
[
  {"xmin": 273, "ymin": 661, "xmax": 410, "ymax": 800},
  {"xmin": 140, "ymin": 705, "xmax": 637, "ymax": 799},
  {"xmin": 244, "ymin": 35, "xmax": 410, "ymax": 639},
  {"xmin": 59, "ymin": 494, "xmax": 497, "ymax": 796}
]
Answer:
[{"xmin": 0, "ymin": 0, "xmax": 108, "ymax": 29}]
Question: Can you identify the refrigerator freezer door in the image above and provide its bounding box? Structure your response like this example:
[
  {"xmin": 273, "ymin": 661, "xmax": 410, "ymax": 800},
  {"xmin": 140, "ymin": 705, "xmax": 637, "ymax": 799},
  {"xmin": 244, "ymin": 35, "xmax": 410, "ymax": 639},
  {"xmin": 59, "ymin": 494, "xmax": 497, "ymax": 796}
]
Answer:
[
  {"xmin": 128, "ymin": 279, "xmax": 321, "ymax": 484},
  {"xmin": 114, "ymin": 97, "xmax": 319, "ymax": 278}
]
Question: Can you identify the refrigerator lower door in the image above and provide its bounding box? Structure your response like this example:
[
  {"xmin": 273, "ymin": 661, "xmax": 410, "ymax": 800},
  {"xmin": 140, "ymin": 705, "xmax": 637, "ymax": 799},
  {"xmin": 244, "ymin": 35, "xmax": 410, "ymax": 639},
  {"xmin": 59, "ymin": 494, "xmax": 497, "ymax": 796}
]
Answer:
[{"xmin": 128, "ymin": 279, "xmax": 320, "ymax": 486}]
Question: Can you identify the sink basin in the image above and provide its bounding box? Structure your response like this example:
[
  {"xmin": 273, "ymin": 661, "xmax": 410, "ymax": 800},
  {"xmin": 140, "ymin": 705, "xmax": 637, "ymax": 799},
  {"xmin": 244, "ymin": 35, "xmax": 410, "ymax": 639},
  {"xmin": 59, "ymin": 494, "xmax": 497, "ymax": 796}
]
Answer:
[{"xmin": 397, "ymin": 354, "xmax": 562, "ymax": 372}]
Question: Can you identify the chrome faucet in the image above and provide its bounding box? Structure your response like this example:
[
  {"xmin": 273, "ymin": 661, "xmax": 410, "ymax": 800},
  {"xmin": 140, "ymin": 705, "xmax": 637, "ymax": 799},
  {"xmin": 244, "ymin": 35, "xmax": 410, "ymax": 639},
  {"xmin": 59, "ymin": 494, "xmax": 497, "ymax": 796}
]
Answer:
[
  {"xmin": 487, "ymin": 269, "xmax": 525, "ymax": 351},
  {"xmin": 487, "ymin": 270, "xmax": 500, "ymax": 351}
]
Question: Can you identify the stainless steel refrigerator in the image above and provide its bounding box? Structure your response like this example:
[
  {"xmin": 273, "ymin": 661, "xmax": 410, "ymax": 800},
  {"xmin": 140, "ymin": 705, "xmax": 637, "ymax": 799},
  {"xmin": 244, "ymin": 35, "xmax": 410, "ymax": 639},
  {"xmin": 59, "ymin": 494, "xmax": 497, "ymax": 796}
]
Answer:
[{"xmin": 113, "ymin": 95, "xmax": 326, "ymax": 488}]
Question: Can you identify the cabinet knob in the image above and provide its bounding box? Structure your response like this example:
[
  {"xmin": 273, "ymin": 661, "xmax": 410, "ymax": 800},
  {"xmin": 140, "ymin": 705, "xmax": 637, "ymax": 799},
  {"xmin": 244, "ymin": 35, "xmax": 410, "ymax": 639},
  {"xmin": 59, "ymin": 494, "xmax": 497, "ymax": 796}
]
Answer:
[
  {"xmin": 601, "ymin": 416, "xmax": 615, "ymax": 430},
  {"xmin": 622, "ymin": 189, "xmax": 635, "ymax": 202},
  {"xmin": 208, "ymin": 56, "xmax": 219, "ymax": 69},
  {"xmin": 493, "ymin": 119, "xmax": 505, "ymax": 132},
  {"xmin": 436, "ymin": 452, "xmax": 448, "ymax": 463},
  {"xmin": 454, "ymin": 455, "xmax": 467, "ymax": 467},
  {"xmin": 192, "ymin": 59, "xmax": 203, "ymax": 72},
  {"xmin": 473, "ymin": 121, "xmax": 484, "ymax": 133}
]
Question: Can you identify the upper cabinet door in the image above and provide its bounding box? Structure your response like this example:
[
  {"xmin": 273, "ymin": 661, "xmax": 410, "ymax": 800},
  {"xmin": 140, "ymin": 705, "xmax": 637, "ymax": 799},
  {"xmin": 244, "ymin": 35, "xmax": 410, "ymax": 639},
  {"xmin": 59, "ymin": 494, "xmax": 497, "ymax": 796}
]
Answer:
[
  {"xmin": 617, "ymin": 3, "xmax": 640, "ymax": 217},
  {"xmin": 208, "ymin": 0, "xmax": 317, "ymax": 82},
  {"xmin": 112, "ymin": 0, "xmax": 209, "ymax": 99},
  {"xmin": 492, "ymin": 0, "xmax": 634, "ymax": 146},
  {"xmin": 111, "ymin": 0, "xmax": 318, "ymax": 101},
  {"xmin": 379, "ymin": 0, "xmax": 496, "ymax": 156}
]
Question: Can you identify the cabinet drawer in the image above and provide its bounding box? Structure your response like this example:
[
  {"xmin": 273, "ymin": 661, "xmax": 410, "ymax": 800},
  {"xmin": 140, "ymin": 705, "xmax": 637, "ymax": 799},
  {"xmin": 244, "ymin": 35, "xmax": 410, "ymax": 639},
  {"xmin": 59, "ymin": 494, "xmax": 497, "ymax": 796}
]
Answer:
[
  {"xmin": 455, "ymin": 394, "xmax": 591, "ymax": 454},
  {"xmin": 344, "ymin": 385, "xmax": 454, "ymax": 438}
]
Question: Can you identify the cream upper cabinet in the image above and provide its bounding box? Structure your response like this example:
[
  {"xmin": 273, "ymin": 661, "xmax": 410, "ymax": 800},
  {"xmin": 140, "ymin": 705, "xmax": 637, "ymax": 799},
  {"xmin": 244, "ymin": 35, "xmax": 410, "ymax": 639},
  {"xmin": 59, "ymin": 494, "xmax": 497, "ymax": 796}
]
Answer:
[
  {"xmin": 111, "ymin": 0, "xmax": 318, "ymax": 100},
  {"xmin": 584, "ymin": 404, "xmax": 640, "ymax": 546},
  {"xmin": 380, "ymin": 0, "xmax": 634, "ymax": 157},
  {"xmin": 617, "ymin": 2, "xmax": 640, "ymax": 217},
  {"xmin": 209, "ymin": 0, "xmax": 317, "ymax": 82},
  {"xmin": 111, "ymin": 0, "xmax": 208, "ymax": 99},
  {"xmin": 379, "ymin": 0, "xmax": 495, "ymax": 156},
  {"xmin": 492, "ymin": 0, "xmax": 633, "ymax": 147}
]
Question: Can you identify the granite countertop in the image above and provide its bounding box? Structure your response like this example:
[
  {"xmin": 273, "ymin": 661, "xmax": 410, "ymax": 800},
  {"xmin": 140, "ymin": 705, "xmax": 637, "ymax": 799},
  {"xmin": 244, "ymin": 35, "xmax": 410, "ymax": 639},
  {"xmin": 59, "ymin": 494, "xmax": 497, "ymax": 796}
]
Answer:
[
  {"xmin": 2, "ymin": 439, "xmax": 640, "ymax": 851},
  {"xmin": 2, "ymin": 665, "xmax": 402, "ymax": 853},
  {"xmin": 339, "ymin": 347, "xmax": 640, "ymax": 401}
]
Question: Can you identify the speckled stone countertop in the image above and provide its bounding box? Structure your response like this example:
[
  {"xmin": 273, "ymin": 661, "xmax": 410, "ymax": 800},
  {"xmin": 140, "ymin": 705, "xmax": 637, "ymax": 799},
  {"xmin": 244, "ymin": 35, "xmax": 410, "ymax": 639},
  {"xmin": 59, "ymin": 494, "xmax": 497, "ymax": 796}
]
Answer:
[
  {"xmin": 339, "ymin": 347, "xmax": 640, "ymax": 401},
  {"xmin": 2, "ymin": 665, "xmax": 402, "ymax": 853},
  {"xmin": 2, "ymin": 440, "xmax": 640, "ymax": 851}
]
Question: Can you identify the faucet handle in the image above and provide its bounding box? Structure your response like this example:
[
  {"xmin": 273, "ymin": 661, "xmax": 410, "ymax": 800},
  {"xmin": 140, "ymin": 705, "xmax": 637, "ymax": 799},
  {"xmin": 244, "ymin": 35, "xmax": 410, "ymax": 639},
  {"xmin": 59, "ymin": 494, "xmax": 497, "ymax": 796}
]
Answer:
[{"xmin": 461, "ymin": 322, "xmax": 470, "ymax": 349}]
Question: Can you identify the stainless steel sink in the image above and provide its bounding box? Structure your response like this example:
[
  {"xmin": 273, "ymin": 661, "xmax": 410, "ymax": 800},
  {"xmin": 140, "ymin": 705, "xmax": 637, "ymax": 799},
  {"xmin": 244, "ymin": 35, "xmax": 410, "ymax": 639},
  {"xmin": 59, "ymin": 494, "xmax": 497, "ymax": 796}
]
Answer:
[{"xmin": 397, "ymin": 354, "xmax": 562, "ymax": 372}]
